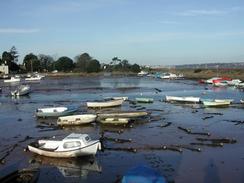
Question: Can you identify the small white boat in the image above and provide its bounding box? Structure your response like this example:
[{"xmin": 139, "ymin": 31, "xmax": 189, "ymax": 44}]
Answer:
[
  {"xmin": 4, "ymin": 77, "xmax": 20, "ymax": 83},
  {"xmin": 28, "ymin": 133, "xmax": 101, "ymax": 158},
  {"xmin": 160, "ymin": 73, "xmax": 177, "ymax": 79},
  {"xmin": 137, "ymin": 71, "xmax": 148, "ymax": 76},
  {"xmin": 87, "ymin": 99, "xmax": 123, "ymax": 108},
  {"xmin": 11, "ymin": 85, "xmax": 31, "ymax": 96},
  {"xmin": 97, "ymin": 111, "xmax": 148, "ymax": 118},
  {"xmin": 165, "ymin": 96, "xmax": 200, "ymax": 103},
  {"xmin": 236, "ymin": 82, "xmax": 244, "ymax": 88},
  {"xmin": 36, "ymin": 106, "xmax": 78, "ymax": 117},
  {"xmin": 135, "ymin": 97, "xmax": 154, "ymax": 103},
  {"xmin": 227, "ymin": 79, "xmax": 242, "ymax": 86},
  {"xmin": 57, "ymin": 114, "xmax": 97, "ymax": 126},
  {"xmin": 213, "ymin": 81, "xmax": 228, "ymax": 87},
  {"xmin": 202, "ymin": 99, "xmax": 232, "ymax": 107},
  {"xmin": 112, "ymin": 97, "xmax": 128, "ymax": 101},
  {"xmin": 25, "ymin": 76, "xmax": 42, "ymax": 81},
  {"xmin": 99, "ymin": 118, "xmax": 129, "ymax": 125},
  {"xmin": 240, "ymin": 100, "xmax": 244, "ymax": 104},
  {"xmin": 205, "ymin": 77, "xmax": 222, "ymax": 84}
]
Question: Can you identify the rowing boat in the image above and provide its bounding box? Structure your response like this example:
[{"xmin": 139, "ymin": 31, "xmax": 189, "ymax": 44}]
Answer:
[
  {"xmin": 87, "ymin": 99, "xmax": 123, "ymax": 108},
  {"xmin": 135, "ymin": 97, "xmax": 154, "ymax": 103},
  {"xmin": 99, "ymin": 118, "xmax": 129, "ymax": 125},
  {"xmin": 165, "ymin": 96, "xmax": 200, "ymax": 103},
  {"xmin": 36, "ymin": 106, "xmax": 78, "ymax": 118},
  {"xmin": 202, "ymin": 99, "xmax": 232, "ymax": 107},
  {"xmin": 57, "ymin": 114, "xmax": 97, "ymax": 126},
  {"xmin": 97, "ymin": 111, "xmax": 148, "ymax": 118}
]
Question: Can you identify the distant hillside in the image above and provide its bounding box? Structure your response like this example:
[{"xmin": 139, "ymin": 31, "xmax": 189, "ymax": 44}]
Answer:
[{"xmin": 175, "ymin": 62, "xmax": 244, "ymax": 69}]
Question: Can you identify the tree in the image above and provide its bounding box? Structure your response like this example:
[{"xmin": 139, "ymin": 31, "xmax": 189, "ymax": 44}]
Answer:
[
  {"xmin": 2, "ymin": 51, "xmax": 13, "ymax": 65},
  {"xmin": 23, "ymin": 53, "xmax": 40, "ymax": 72},
  {"xmin": 55, "ymin": 56, "xmax": 74, "ymax": 72},
  {"xmin": 86, "ymin": 59, "xmax": 101, "ymax": 73},
  {"xmin": 38, "ymin": 54, "xmax": 54, "ymax": 72},
  {"xmin": 131, "ymin": 64, "xmax": 141, "ymax": 73},
  {"xmin": 75, "ymin": 53, "xmax": 92, "ymax": 72},
  {"xmin": 10, "ymin": 46, "xmax": 18, "ymax": 63}
]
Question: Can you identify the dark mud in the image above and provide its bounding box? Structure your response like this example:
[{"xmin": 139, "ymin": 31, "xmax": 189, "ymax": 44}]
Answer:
[{"xmin": 0, "ymin": 76, "xmax": 244, "ymax": 183}]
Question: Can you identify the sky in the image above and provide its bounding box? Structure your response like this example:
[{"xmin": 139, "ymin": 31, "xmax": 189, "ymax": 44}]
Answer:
[{"xmin": 0, "ymin": 0, "xmax": 244, "ymax": 65}]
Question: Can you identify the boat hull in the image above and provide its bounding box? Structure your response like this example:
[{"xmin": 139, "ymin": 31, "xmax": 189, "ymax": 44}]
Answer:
[
  {"xmin": 202, "ymin": 101, "xmax": 231, "ymax": 107},
  {"xmin": 87, "ymin": 99, "xmax": 123, "ymax": 108},
  {"xmin": 36, "ymin": 108, "xmax": 78, "ymax": 118},
  {"xmin": 28, "ymin": 141, "xmax": 101, "ymax": 158},
  {"xmin": 99, "ymin": 118, "xmax": 129, "ymax": 125},
  {"xmin": 165, "ymin": 96, "xmax": 200, "ymax": 103},
  {"xmin": 135, "ymin": 98, "xmax": 154, "ymax": 103},
  {"xmin": 57, "ymin": 114, "xmax": 97, "ymax": 126},
  {"xmin": 97, "ymin": 111, "xmax": 148, "ymax": 118}
]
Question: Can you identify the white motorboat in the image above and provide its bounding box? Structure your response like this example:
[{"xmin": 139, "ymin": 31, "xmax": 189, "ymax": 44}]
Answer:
[
  {"xmin": 11, "ymin": 85, "xmax": 31, "ymax": 96},
  {"xmin": 165, "ymin": 96, "xmax": 200, "ymax": 103},
  {"xmin": 57, "ymin": 114, "xmax": 97, "ymax": 126},
  {"xmin": 4, "ymin": 77, "xmax": 20, "ymax": 83},
  {"xmin": 87, "ymin": 99, "xmax": 123, "ymax": 108},
  {"xmin": 28, "ymin": 133, "xmax": 101, "ymax": 158}
]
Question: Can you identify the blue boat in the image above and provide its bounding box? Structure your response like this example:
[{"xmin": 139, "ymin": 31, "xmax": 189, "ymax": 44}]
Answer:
[{"xmin": 122, "ymin": 165, "xmax": 167, "ymax": 183}]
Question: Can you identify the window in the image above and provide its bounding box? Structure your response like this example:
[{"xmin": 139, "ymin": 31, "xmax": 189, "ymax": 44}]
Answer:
[
  {"xmin": 85, "ymin": 136, "xmax": 90, "ymax": 142},
  {"xmin": 63, "ymin": 141, "xmax": 81, "ymax": 149}
]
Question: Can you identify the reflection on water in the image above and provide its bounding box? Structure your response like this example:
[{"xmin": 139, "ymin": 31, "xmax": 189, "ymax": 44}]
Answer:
[{"xmin": 33, "ymin": 156, "xmax": 101, "ymax": 179}]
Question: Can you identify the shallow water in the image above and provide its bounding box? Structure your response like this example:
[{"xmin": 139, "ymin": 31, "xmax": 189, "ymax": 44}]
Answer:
[{"xmin": 0, "ymin": 76, "xmax": 244, "ymax": 183}]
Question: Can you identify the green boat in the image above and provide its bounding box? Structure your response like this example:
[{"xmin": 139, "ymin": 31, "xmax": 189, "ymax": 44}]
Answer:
[{"xmin": 135, "ymin": 97, "xmax": 154, "ymax": 103}]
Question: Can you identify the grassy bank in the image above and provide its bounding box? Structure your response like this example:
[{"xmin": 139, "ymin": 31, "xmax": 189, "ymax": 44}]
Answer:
[
  {"xmin": 161, "ymin": 68, "xmax": 244, "ymax": 80},
  {"xmin": 46, "ymin": 71, "xmax": 138, "ymax": 77}
]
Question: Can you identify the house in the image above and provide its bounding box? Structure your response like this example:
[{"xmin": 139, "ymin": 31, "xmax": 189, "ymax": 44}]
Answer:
[{"xmin": 0, "ymin": 64, "xmax": 9, "ymax": 74}]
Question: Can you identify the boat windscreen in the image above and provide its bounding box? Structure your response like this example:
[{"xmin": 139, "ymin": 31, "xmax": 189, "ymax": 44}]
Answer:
[{"xmin": 63, "ymin": 141, "xmax": 81, "ymax": 149}]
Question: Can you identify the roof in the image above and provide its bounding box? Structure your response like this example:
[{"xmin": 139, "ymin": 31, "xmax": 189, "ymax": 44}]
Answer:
[{"xmin": 64, "ymin": 133, "xmax": 88, "ymax": 140}]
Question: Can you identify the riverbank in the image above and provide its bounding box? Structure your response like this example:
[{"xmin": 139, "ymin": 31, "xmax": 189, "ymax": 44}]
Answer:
[
  {"xmin": 46, "ymin": 71, "xmax": 138, "ymax": 77},
  {"xmin": 169, "ymin": 68, "xmax": 244, "ymax": 80}
]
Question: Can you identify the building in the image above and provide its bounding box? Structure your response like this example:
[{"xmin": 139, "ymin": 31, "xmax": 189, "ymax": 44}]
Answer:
[{"xmin": 0, "ymin": 64, "xmax": 9, "ymax": 74}]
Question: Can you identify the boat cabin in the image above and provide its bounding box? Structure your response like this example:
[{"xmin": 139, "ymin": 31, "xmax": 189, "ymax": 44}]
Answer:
[{"xmin": 38, "ymin": 133, "xmax": 93, "ymax": 152}]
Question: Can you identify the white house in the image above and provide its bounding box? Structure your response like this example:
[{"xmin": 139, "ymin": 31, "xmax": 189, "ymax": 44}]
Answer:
[{"xmin": 0, "ymin": 64, "xmax": 9, "ymax": 74}]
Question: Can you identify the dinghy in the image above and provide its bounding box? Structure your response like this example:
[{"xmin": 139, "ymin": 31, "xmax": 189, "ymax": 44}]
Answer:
[
  {"xmin": 165, "ymin": 96, "xmax": 200, "ymax": 103},
  {"xmin": 135, "ymin": 97, "xmax": 154, "ymax": 103},
  {"xmin": 240, "ymin": 100, "xmax": 244, "ymax": 104},
  {"xmin": 97, "ymin": 111, "xmax": 148, "ymax": 118},
  {"xmin": 36, "ymin": 106, "xmax": 78, "ymax": 118},
  {"xmin": 57, "ymin": 114, "xmax": 97, "ymax": 126},
  {"xmin": 202, "ymin": 99, "xmax": 232, "ymax": 107},
  {"xmin": 99, "ymin": 118, "xmax": 129, "ymax": 125},
  {"xmin": 28, "ymin": 133, "xmax": 101, "ymax": 158},
  {"xmin": 87, "ymin": 99, "xmax": 123, "ymax": 108},
  {"xmin": 11, "ymin": 85, "xmax": 31, "ymax": 96}
]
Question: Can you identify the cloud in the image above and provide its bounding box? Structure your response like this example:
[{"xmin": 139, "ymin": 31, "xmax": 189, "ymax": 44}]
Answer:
[
  {"xmin": 0, "ymin": 28, "xmax": 40, "ymax": 33},
  {"xmin": 176, "ymin": 9, "xmax": 227, "ymax": 16}
]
